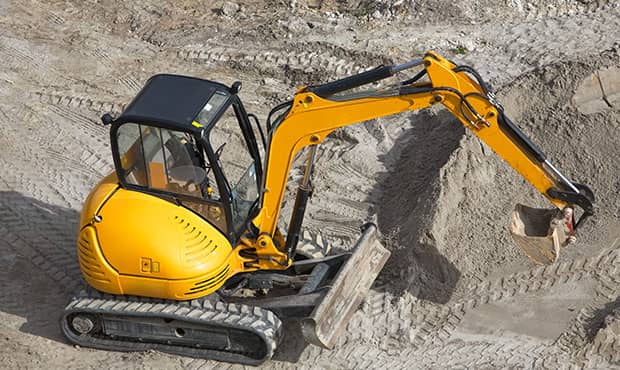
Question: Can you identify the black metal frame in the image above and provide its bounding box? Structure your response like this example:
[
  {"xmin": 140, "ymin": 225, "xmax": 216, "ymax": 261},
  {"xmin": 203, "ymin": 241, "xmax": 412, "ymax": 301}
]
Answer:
[{"xmin": 222, "ymin": 253, "xmax": 350, "ymax": 318}]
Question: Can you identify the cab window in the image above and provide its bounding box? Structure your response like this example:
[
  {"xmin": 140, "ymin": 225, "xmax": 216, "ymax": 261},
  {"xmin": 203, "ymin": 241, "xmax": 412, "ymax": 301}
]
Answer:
[{"xmin": 115, "ymin": 122, "xmax": 226, "ymax": 232}]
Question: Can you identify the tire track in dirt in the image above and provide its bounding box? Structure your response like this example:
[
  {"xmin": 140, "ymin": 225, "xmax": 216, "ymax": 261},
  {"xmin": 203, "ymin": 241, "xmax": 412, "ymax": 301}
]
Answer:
[
  {"xmin": 291, "ymin": 248, "xmax": 617, "ymax": 369},
  {"xmin": 300, "ymin": 121, "xmax": 392, "ymax": 243},
  {"xmin": 518, "ymin": 0, "xmax": 612, "ymax": 20},
  {"xmin": 174, "ymin": 42, "xmax": 387, "ymax": 86},
  {"xmin": 465, "ymin": 3, "xmax": 620, "ymax": 84},
  {"xmin": 415, "ymin": 247, "xmax": 618, "ymax": 350},
  {"xmin": 579, "ymin": 307, "xmax": 620, "ymax": 366},
  {"xmin": 0, "ymin": 105, "xmax": 111, "ymax": 207},
  {"xmin": 0, "ymin": 34, "xmax": 66, "ymax": 87},
  {"xmin": 26, "ymin": 92, "xmax": 119, "ymax": 178},
  {"xmin": 339, "ymin": 0, "xmax": 611, "ymax": 23},
  {"xmin": 344, "ymin": 246, "xmax": 619, "ymax": 355},
  {"xmin": 556, "ymin": 272, "xmax": 620, "ymax": 358},
  {"xmin": 32, "ymin": 91, "xmax": 126, "ymax": 117},
  {"xmin": 0, "ymin": 187, "xmax": 83, "ymax": 294}
]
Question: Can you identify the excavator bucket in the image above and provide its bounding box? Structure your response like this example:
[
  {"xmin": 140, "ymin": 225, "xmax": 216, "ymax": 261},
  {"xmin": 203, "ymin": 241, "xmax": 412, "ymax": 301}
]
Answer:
[
  {"xmin": 301, "ymin": 223, "xmax": 390, "ymax": 349},
  {"xmin": 510, "ymin": 204, "xmax": 569, "ymax": 265}
]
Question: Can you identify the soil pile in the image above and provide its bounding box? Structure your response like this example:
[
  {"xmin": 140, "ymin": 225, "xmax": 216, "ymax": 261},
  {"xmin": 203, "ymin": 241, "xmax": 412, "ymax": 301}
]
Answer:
[{"xmin": 373, "ymin": 48, "xmax": 620, "ymax": 301}]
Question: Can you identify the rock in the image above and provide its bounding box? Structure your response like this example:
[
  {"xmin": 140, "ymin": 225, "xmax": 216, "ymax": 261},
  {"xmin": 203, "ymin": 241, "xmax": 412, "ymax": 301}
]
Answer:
[
  {"xmin": 221, "ymin": 2, "xmax": 239, "ymax": 17},
  {"xmin": 283, "ymin": 16, "xmax": 311, "ymax": 34},
  {"xmin": 598, "ymin": 66, "xmax": 620, "ymax": 107},
  {"xmin": 261, "ymin": 77, "xmax": 279, "ymax": 86},
  {"xmin": 572, "ymin": 72, "xmax": 607, "ymax": 114},
  {"xmin": 307, "ymin": 0, "xmax": 322, "ymax": 8}
]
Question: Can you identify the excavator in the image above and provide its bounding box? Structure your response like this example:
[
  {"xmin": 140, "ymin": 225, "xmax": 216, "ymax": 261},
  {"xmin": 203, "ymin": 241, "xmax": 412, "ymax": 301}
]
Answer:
[{"xmin": 61, "ymin": 51, "xmax": 594, "ymax": 364}]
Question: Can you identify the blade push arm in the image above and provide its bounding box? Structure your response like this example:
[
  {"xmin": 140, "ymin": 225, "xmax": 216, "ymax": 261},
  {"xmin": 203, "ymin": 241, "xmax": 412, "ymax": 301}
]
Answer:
[{"xmin": 253, "ymin": 51, "xmax": 594, "ymax": 263}]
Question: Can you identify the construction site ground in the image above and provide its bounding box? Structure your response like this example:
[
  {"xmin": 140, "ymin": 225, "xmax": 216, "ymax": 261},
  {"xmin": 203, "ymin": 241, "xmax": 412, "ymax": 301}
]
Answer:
[{"xmin": 0, "ymin": 0, "xmax": 619, "ymax": 368}]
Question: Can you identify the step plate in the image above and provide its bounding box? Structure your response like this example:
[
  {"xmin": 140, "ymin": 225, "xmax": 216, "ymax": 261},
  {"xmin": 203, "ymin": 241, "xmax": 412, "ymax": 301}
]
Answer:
[{"xmin": 301, "ymin": 224, "xmax": 390, "ymax": 348}]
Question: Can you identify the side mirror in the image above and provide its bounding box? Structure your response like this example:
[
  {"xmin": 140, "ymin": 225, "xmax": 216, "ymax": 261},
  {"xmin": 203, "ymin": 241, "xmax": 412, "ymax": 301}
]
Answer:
[
  {"xmin": 229, "ymin": 81, "xmax": 242, "ymax": 94},
  {"xmin": 101, "ymin": 113, "xmax": 114, "ymax": 125}
]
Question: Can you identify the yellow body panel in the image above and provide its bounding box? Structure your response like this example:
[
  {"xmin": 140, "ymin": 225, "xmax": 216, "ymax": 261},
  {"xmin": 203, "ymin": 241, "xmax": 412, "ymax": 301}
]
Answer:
[
  {"xmin": 78, "ymin": 172, "xmax": 119, "ymax": 229},
  {"xmin": 78, "ymin": 221, "xmax": 232, "ymax": 299},
  {"xmin": 95, "ymin": 188, "xmax": 232, "ymax": 280},
  {"xmin": 78, "ymin": 226, "xmax": 122, "ymax": 293},
  {"xmin": 78, "ymin": 176, "xmax": 251, "ymax": 300},
  {"xmin": 78, "ymin": 223, "xmax": 233, "ymax": 299}
]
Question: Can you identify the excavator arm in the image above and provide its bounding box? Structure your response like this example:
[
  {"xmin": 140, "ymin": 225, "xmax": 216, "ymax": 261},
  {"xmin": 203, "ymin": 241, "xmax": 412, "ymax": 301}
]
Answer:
[{"xmin": 253, "ymin": 51, "xmax": 594, "ymax": 266}]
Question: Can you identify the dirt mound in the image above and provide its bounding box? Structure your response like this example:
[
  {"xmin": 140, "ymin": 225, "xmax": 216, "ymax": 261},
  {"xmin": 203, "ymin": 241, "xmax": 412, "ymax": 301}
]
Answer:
[
  {"xmin": 585, "ymin": 306, "xmax": 620, "ymax": 364},
  {"xmin": 373, "ymin": 47, "xmax": 620, "ymax": 302},
  {"xmin": 321, "ymin": 0, "xmax": 610, "ymax": 22}
]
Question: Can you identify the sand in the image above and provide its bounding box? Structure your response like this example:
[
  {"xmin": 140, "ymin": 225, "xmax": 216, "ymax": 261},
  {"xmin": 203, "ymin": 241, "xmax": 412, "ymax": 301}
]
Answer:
[{"xmin": 0, "ymin": 0, "xmax": 619, "ymax": 368}]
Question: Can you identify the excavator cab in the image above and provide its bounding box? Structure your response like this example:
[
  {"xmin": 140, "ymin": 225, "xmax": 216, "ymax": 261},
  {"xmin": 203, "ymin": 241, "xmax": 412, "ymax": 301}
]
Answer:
[{"xmin": 108, "ymin": 74, "xmax": 263, "ymax": 242}]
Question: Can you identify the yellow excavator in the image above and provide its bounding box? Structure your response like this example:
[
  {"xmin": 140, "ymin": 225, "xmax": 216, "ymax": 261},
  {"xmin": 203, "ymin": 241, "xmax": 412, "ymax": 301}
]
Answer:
[{"xmin": 61, "ymin": 51, "xmax": 594, "ymax": 364}]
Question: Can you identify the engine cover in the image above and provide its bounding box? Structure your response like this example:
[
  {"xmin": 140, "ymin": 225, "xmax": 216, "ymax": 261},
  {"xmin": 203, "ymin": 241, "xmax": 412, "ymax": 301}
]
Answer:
[{"xmin": 78, "ymin": 178, "xmax": 235, "ymax": 300}]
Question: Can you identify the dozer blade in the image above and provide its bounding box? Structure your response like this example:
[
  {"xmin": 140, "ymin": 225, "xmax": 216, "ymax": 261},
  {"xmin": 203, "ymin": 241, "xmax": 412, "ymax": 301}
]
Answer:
[
  {"xmin": 301, "ymin": 223, "xmax": 390, "ymax": 349},
  {"xmin": 510, "ymin": 204, "xmax": 568, "ymax": 265}
]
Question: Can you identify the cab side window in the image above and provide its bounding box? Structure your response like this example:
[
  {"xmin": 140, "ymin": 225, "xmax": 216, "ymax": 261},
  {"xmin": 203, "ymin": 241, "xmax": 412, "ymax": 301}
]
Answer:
[{"xmin": 116, "ymin": 123, "xmax": 148, "ymax": 187}]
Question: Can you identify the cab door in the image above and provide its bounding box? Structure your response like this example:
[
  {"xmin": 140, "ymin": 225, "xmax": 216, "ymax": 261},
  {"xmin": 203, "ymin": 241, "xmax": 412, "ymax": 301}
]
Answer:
[{"xmin": 113, "ymin": 122, "xmax": 229, "ymax": 234}]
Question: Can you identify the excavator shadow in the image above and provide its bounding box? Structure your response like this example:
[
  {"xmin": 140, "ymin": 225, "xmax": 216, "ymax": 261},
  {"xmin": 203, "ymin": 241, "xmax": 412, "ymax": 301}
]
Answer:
[
  {"xmin": 271, "ymin": 320, "xmax": 309, "ymax": 363},
  {"xmin": 0, "ymin": 191, "xmax": 83, "ymax": 343},
  {"xmin": 374, "ymin": 110, "xmax": 464, "ymax": 304}
]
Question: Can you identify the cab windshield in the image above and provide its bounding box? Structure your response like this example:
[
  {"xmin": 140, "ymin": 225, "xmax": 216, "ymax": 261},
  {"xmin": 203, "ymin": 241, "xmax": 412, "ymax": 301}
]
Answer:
[{"xmin": 195, "ymin": 94, "xmax": 260, "ymax": 235}]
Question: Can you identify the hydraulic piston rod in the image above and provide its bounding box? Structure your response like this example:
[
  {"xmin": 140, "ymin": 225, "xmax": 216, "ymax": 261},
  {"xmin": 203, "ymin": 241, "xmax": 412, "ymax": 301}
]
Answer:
[{"xmin": 285, "ymin": 145, "xmax": 318, "ymax": 259}]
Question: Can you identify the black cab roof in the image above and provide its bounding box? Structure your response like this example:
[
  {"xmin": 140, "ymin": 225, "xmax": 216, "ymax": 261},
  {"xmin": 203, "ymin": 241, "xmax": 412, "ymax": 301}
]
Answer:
[{"xmin": 116, "ymin": 74, "xmax": 231, "ymax": 132}]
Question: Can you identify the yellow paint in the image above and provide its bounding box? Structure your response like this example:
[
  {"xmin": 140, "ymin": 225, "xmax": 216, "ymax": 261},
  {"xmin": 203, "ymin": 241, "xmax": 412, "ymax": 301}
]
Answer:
[
  {"xmin": 80, "ymin": 185, "xmax": 247, "ymax": 299},
  {"xmin": 78, "ymin": 172, "xmax": 119, "ymax": 229}
]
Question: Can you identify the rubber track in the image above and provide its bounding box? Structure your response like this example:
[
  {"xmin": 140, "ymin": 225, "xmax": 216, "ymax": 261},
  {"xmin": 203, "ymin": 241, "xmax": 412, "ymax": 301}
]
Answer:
[{"xmin": 61, "ymin": 290, "xmax": 282, "ymax": 365}]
